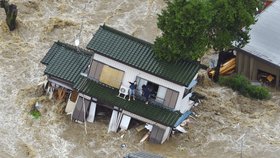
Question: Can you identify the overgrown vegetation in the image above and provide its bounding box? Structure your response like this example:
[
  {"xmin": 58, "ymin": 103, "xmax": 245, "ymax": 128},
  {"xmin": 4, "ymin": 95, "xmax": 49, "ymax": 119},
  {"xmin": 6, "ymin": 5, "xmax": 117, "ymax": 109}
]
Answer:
[
  {"xmin": 30, "ymin": 108, "xmax": 41, "ymax": 119},
  {"xmin": 219, "ymin": 74, "xmax": 271, "ymax": 100}
]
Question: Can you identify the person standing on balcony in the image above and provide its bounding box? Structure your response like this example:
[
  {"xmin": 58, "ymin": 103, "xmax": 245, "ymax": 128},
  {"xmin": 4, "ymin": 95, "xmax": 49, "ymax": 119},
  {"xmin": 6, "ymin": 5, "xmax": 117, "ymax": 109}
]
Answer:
[
  {"xmin": 142, "ymin": 85, "xmax": 151, "ymax": 104},
  {"xmin": 128, "ymin": 81, "xmax": 137, "ymax": 101}
]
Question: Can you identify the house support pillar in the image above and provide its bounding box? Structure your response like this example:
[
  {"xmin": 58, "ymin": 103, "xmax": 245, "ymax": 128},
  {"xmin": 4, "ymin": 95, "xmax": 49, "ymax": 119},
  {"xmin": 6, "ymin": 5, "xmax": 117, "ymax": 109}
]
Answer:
[
  {"xmin": 119, "ymin": 115, "xmax": 131, "ymax": 130},
  {"xmin": 87, "ymin": 100, "xmax": 97, "ymax": 123},
  {"xmin": 108, "ymin": 107, "xmax": 123, "ymax": 133},
  {"xmin": 161, "ymin": 127, "xmax": 172, "ymax": 144}
]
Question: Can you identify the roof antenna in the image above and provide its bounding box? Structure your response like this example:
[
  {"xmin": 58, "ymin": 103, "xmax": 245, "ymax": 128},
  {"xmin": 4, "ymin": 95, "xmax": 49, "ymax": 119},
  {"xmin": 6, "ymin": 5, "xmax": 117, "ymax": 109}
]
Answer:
[
  {"xmin": 74, "ymin": 37, "xmax": 80, "ymax": 47},
  {"xmin": 73, "ymin": 0, "xmax": 91, "ymax": 48}
]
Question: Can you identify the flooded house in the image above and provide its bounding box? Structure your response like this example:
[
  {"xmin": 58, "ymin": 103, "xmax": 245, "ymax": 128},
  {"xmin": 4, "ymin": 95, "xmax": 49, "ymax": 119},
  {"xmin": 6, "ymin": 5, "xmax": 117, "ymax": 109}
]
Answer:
[
  {"xmin": 235, "ymin": 0, "xmax": 280, "ymax": 88},
  {"xmin": 41, "ymin": 25, "xmax": 200, "ymax": 144}
]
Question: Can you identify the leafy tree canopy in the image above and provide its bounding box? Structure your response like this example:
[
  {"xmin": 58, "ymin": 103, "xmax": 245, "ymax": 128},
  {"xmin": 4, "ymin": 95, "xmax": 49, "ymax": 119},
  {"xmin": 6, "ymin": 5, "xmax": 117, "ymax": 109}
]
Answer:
[{"xmin": 153, "ymin": 0, "xmax": 261, "ymax": 61}]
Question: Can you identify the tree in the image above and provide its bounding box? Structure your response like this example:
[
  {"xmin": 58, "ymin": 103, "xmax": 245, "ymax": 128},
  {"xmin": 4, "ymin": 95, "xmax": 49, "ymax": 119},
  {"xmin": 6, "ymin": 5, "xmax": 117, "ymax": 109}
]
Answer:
[
  {"xmin": 209, "ymin": 0, "xmax": 259, "ymax": 82},
  {"xmin": 153, "ymin": 0, "xmax": 260, "ymax": 63},
  {"xmin": 209, "ymin": 0, "xmax": 259, "ymax": 51},
  {"xmin": 154, "ymin": 0, "xmax": 214, "ymax": 61},
  {"xmin": 0, "ymin": 0, "xmax": 17, "ymax": 31}
]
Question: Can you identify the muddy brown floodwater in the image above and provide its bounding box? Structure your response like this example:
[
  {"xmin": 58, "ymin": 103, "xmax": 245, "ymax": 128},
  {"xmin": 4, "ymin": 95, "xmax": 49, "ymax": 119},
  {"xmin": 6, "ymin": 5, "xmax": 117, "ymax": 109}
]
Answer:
[{"xmin": 0, "ymin": 0, "xmax": 280, "ymax": 158}]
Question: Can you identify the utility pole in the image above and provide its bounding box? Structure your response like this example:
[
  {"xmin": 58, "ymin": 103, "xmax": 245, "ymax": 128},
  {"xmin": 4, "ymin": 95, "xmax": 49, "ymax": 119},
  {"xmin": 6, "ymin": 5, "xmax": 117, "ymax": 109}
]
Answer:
[{"xmin": 0, "ymin": 0, "xmax": 17, "ymax": 31}]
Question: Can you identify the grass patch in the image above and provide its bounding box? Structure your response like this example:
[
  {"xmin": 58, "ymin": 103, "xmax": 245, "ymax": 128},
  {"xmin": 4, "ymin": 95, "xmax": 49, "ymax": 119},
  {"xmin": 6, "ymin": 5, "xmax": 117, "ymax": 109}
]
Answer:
[
  {"xmin": 30, "ymin": 108, "xmax": 41, "ymax": 119},
  {"xmin": 219, "ymin": 74, "xmax": 271, "ymax": 100}
]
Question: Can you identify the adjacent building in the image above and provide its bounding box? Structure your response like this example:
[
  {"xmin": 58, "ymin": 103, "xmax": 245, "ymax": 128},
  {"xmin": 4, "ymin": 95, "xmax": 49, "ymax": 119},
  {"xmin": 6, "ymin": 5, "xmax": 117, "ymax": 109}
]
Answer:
[{"xmin": 235, "ymin": 0, "xmax": 280, "ymax": 88}]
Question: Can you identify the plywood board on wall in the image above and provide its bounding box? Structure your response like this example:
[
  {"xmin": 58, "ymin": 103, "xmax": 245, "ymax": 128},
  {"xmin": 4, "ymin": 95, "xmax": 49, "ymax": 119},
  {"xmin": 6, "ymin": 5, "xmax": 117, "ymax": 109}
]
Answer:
[{"xmin": 99, "ymin": 65, "xmax": 124, "ymax": 89}]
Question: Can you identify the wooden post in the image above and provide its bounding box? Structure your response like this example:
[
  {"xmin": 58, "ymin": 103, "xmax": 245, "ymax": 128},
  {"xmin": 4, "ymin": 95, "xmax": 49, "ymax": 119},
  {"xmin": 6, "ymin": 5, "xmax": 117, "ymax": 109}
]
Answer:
[
  {"xmin": 213, "ymin": 51, "xmax": 223, "ymax": 82},
  {"xmin": 0, "ymin": 0, "xmax": 17, "ymax": 31},
  {"xmin": 213, "ymin": 50, "xmax": 235, "ymax": 82}
]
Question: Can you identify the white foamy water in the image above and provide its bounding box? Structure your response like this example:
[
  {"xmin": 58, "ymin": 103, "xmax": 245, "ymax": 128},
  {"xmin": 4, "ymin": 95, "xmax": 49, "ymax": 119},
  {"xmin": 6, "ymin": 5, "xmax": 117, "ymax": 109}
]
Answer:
[{"xmin": 1, "ymin": 0, "xmax": 280, "ymax": 158}]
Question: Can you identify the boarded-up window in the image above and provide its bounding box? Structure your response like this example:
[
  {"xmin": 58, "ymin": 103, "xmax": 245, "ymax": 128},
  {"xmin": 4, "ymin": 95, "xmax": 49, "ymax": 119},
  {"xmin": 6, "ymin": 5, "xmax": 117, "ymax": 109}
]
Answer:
[
  {"xmin": 88, "ymin": 60, "xmax": 104, "ymax": 80},
  {"xmin": 70, "ymin": 89, "xmax": 78, "ymax": 102},
  {"xmin": 163, "ymin": 89, "xmax": 179, "ymax": 109},
  {"xmin": 99, "ymin": 65, "xmax": 124, "ymax": 89}
]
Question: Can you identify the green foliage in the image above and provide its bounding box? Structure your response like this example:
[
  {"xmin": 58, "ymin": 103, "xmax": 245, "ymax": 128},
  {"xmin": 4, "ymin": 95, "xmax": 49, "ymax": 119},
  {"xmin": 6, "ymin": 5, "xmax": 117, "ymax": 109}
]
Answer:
[
  {"xmin": 154, "ymin": 0, "xmax": 261, "ymax": 61},
  {"xmin": 219, "ymin": 74, "xmax": 270, "ymax": 100},
  {"xmin": 210, "ymin": 0, "xmax": 259, "ymax": 50},
  {"xmin": 30, "ymin": 108, "xmax": 41, "ymax": 119},
  {"xmin": 154, "ymin": 0, "xmax": 213, "ymax": 61},
  {"xmin": 246, "ymin": 85, "xmax": 271, "ymax": 100}
]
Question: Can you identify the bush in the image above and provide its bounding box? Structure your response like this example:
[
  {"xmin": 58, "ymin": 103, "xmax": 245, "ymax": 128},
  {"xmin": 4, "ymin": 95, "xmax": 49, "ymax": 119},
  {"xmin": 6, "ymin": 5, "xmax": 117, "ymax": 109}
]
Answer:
[
  {"xmin": 246, "ymin": 85, "xmax": 270, "ymax": 100},
  {"xmin": 219, "ymin": 74, "xmax": 270, "ymax": 100},
  {"xmin": 30, "ymin": 108, "xmax": 41, "ymax": 119}
]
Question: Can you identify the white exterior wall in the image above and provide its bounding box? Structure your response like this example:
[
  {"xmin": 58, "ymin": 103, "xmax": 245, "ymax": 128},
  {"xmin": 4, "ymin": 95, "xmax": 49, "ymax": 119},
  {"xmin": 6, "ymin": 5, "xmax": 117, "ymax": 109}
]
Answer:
[
  {"xmin": 179, "ymin": 93, "xmax": 193, "ymax": 113},
  {"xmin": 178, "ymin": 74, "xmax": 198, "ymax": 113},
  {"xmin": 94, "ymin": 54, "xmax": 193, "ymax": 110}
]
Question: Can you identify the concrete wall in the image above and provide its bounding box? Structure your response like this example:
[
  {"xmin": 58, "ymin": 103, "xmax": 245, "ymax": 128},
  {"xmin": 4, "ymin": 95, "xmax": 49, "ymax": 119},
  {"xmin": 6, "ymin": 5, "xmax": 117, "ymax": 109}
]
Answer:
[
  {"xmin": 93, "ymin": 54, "xmax": 197, "ymax": 110},
  {"xmin": 236, "ymin": 51, "xmax": 280, "ymax": 87}
]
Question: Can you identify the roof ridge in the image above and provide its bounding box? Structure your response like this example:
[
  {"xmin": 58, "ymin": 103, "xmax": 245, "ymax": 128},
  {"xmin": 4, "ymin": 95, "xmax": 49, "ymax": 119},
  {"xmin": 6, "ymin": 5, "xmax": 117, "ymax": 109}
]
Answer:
[
  {"xmin": 101, "ymin": 24, "xmax": 153, "ymax": 47},
  {"xmin": 56, "ymin": 41, "xmax": 93, "ymax": 56}
]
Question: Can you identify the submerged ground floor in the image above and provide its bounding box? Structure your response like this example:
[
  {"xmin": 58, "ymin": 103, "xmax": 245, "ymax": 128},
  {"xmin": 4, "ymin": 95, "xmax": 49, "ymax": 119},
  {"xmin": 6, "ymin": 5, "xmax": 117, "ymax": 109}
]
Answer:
[{"xmin": 43, "ymin": 75, "xmax": 195, "ymax": 144}]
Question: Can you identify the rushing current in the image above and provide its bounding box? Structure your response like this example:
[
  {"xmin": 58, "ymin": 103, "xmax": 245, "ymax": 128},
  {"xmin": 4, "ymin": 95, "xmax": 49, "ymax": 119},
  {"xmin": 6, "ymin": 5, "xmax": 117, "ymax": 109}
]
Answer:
[{"xmin": 1, "ymin": 0, "xmax": 280, "ymax": 157}]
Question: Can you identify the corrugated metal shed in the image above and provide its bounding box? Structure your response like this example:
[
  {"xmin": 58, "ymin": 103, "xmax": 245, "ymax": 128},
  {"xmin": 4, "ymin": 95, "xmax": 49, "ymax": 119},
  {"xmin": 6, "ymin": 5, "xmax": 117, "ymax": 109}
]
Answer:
[
  {"xmin": 240, "ymin": 0, "xmax": 280, "ymax": 67},
  {"xmin": 74, "ymin": 76, "xmax": 182, "ymax": 127},
  {"xmin": 87, "ymin": 25, "xmax": 201, "ymax": 87},
  {"xmin": 41, "ymin": 41, "xmax": 93, "ymax": 84}
]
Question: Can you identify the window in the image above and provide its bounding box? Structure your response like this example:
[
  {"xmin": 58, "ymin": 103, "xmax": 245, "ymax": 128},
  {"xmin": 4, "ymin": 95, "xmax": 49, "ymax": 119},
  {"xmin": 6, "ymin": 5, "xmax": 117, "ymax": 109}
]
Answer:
[
  {"xmin": 88, "ymin": 60, "xmax": 104, "ymax": 80},
  {"xmin": 136, "ymin": 77, "xmax": 164, "ymax": 101},
  {"xmin": 163, "ymin": 89, "xmax": 178, "ymax": 109},
  {"xmin": 99, "ymin": 65, "xmax": 124, "ymax": 89}
]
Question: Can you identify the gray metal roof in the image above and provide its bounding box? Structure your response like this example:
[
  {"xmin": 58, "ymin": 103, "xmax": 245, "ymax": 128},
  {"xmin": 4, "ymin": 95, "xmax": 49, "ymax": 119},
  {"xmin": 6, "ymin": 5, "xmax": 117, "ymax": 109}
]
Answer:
[{"xmin": 241, "ymin": 0, "xmax": 280, "ymax": 67}]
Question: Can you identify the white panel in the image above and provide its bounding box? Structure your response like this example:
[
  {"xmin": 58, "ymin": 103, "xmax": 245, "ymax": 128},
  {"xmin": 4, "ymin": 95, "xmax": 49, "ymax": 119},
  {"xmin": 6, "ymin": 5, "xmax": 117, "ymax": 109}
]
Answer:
[
  {"xmin": 119, "ymin": 115, "xmax": 131, "ymax": 130},
  {"xmin": 78, "ymin": 93, "xmax": 91, "ymax": 100},
  {"xmin": 87, "ymin": 102, "xmax": 97, "ymax": 123},
  {"xmin": 108, "ymin": 110, "xmax": 119, "ymax": 133},
  {"xmin": 48, "ymin": 78, "xmax": 72, "ymax": 90},
  {"xmin": 156, "ymin": 86, "xmax": 167, "ymax": 103},
  {"xmin": 65, "ymin": 99, "xmax": 76, "ymax": 114}
]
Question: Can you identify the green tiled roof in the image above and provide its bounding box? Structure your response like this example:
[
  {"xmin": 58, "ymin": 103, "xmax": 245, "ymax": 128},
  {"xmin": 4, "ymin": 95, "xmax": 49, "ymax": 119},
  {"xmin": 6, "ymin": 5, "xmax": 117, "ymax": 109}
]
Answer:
[
  {"xmin": 87, "ymin": 25, "xmax": 201, "ymax": 86},
  {"xmin": 74, "ymin": 76, "xmax": 182, "ymax": 127},
  {"xmin": 41, "ymin": 41, "xmax": 93, "ymax": 84}
]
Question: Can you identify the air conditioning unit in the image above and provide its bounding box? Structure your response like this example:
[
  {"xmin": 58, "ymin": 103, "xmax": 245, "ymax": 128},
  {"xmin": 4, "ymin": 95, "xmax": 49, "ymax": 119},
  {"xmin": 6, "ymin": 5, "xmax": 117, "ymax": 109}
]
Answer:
[{"xmin": 118, "ymin": 85, "xmax": 129, "ymax": 99}]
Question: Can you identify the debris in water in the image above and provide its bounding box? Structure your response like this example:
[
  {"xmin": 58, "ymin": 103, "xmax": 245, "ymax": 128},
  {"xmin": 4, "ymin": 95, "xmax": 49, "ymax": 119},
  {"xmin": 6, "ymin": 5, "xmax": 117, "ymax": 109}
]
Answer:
[
  {"xmin": 140, "ymin": 132, "xmax": 150, "ymax": 143},
  {"xmin": 35, "ymin": 101, "xmax": 42, "ymax": 109},
  {"xmin": 120, "ymin": 144, "xmax": 126, "ymax": 149}
]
